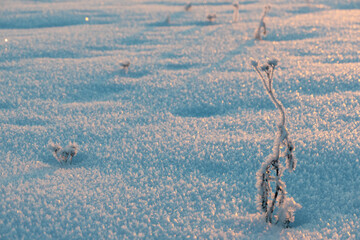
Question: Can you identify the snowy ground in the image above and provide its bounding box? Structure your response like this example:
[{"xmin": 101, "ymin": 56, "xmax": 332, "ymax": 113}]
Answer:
[{"xmin": 0, "ymin": 0, "xmax": 359, "ymax": 239}]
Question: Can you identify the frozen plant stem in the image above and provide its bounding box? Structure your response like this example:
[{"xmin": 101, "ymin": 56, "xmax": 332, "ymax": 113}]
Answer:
[
  {"xmin": 255, "ymin": 5, "xmax": 270, "ymax": 40},
  {"xmin": 251, "ymin": 58, "xmax": 300, "ymax": 227}
]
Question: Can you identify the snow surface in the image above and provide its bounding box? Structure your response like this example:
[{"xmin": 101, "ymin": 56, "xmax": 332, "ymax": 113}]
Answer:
[{"xmin": 0, "ymin": 0, "xmax": 359, "ymax": 239}]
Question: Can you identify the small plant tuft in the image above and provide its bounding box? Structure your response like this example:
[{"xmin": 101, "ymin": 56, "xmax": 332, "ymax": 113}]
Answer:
[
  {"xmin": 48, "ymin": 141, "xmax": 78, "ymax": 165},
  {"xmin": 251, "ymin": 58, "xmax": 301, "ymax": 227},
  {"xmin": 254, "ymin": 5, "xmax": 271, "ymax": 40},
  {"xmin": 206, "ymin": 13, "xmax": 216, "ymax": 22},
  {"xmin": 120, "ymin": 60, "xmax": 130, "ymax": 74}
]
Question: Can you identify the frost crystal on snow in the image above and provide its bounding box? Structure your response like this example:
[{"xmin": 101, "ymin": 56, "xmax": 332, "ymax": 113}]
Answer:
[{"xmin": 251, "ymin": 58, "xmax": 300, "ymax": 227}]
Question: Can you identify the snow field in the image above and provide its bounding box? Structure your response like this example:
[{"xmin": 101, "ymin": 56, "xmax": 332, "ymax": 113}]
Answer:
[{"xmin": 0, "ymin": 0, "xmax": 359, "ymax": 239}]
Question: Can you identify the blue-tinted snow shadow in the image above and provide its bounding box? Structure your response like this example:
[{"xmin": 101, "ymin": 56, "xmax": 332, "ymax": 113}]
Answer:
[
  {"xmin": 41, "ymin": 151, "xmax": 87, "ymax": 167},
  {"xmin": 64, "ymin": 69, "xmax": 149, "ymax": 102},
  {"xmin": 161, "ymin": 52, "xmax": 185, "ymax": 59},
  {"xmin": 0, "ymin": 49, "xmax": 96, "ymax": 63},
  {"xmin": 146, "ymin": 20, "xmax": 220, "ymax": 28},
  {"xmin": 0, "ymin": 63, "xmax": 19, "ymax": 71},
  {"xmin": 286, "ymin": 6, "xmax": 327, "ymax": 14},
  {"xmin": 120, "ymin": 37, "xmax": 152, "ymax": 46},
  {"xmin": 143, "ymin": 1, "xmax": 245, "ymax": 7},
  {"xmin": 142, "ymin": 1, "xmax": 189, "ymax": 6},
  {"xmin": 290, "ymin": 208, "xmax": 310, "ymax": 228},
  {"xmin": 26, "ymin": 0, "xmax": 71, "ymax": 2},
  {"xmin": 0, "ymin": 152, "xmax": 87, "ymax": 186},
  {"xmin": 0, "ymin": 99, "xmax": 18, "ymax": 109},
  {"xmin": 224, "ymin": 9, "xmax": 248, "ymax": 15},
  {"xmin": 0, "ymin": 165, "xmax": 57, "ymax": 187},
  {"xmin": 65, "ymin": 82, "xmax": 133, "ymax": 102},
  {"xmin": 291, "ymin": 75, "xmax": 359, "ymax": 96},
  {"xmin": 173, "ymin": 104, "xmax": 226, "ymax": 118},
  {"xmin": 0, "ymin": 9, "xmax": 116, "ymax": 29},
  {"xmin": 172, "ymin": 95, "xmax": 283, "ymax": 118},
  {"xmin": 283, "ymin": 144, "xmax": 360, "ymax": 229},
  {"xmin": 265, "ymin": 27, "xmax": 321, "ymax": 42},
  {"xmin": 329, "ymin": 2, "xmax": 360, "ymax": 9},
  {"xmin": 86, "ymin": 45, "xmax": 126, "ymax": 52},
  {"xmin": 164, "ymin": 62, "xmax": 202, "ymax": 71},
  {"xmin": 186, "ymin": 20, "xmax": 221, "ymax": 27},
  {"xmin": 146, "ymin": 21, "xmax": 173, "ymax": 28},
  {"xmin": 192, "ymin": 158, "xmax": 232, "ymax": 177},
  {"xmin": 322, "ymin": 56, "xmax": 360, "ymax": 64},
  {"xmin": 236, "ymin": 1, "xmax": 258, "ymax": 5},
  {"xmin": 109, "ymin": 69, "xmax": 150, "ymax": 79},
  {"xmin": 287, "ymin": 49, "xmax": 322, "ymax": 57},
  {"xmin": 5, "ymin": 117, "xmax": 49, "ymax": 127}
]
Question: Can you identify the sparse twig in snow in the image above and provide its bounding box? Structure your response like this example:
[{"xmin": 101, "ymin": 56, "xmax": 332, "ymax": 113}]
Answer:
[
  {"xmin": 254, "ymin": 5, "xmax": 270, "ymax": 40},
  {"xmin": 251, "ymin": 58, "xmax": 301, "ymax": 227},
  {"xmin": 48, "ymin": 141, "xmax": 78, "ymax": 165}
]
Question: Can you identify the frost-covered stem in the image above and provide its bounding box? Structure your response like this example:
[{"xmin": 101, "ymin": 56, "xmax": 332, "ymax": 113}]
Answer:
[
  {"xmin": 260, "ymin": 170, "xmax": 270, "ymax": 212},
  {"xmin": 257, "ymin": 63, "xmax": 285, "ymax": 212},
  {"xmin": 267, "ymin": 168, "xmax": 280, "ymax": 223},
  {"xmin": 267, "ymin": 84, "xmax": 285, "ymax": 127},
  {"xmin": 255, "ymin": 6, "xmax": 270, "ymax": 40},
  {"xmin": 251, "ymin": 58, "xmax": 299, "ymax": 226},
  {"xmin": 254, "ymin": 68, "xmax": 270, "ymax": 93},
  {"xmin": 256, "ymin": 65, "xmax": 286, "ymax": 130}
]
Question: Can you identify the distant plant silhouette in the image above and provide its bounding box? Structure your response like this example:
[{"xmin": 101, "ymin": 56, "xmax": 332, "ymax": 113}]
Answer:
[
  {"xmin": 255, "ymin": 5, "xmax": 270, "ymax": 40},
  {"xmin": 120, "ymin": 60, "xmax": 130, "ymax": 74},
  {"xmin": 207, "ymin": 13, "xmax": 216, "ymax": 22},
  {"xmin": 251, "ymin": 58, "xmax": 301, "ymax": 227},
  {"xmin": 232, "ymin": 2, "xmax": 240, "ymax": 22},
  {"xmin": 185, "ymin": 2, "xmax": 192, "ymax": 11},
  {"xmin": 165, "ymin": 14, "xmax": 171, "ymax": 24},
  {"xmin": 48, "ymin": 141, "xmax": 78, "ymax": 165}
]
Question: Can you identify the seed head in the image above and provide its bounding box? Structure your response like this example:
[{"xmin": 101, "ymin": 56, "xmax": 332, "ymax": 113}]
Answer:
[
  {"xmin": 261, "ymin": 64, "xmax": 270, "ymax": 72},
  {"xmin": 251, "ymin": 59, "xmax": 258, "ymax": 68},
  {"xmin": 267, "ymin": 58, "xmax": 278, "ymax": 67}
]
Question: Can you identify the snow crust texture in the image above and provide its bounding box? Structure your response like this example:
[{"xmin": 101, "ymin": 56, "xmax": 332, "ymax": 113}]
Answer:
[{"xmin": 0, "ymin": 0, "xmax": 359, "ymax": 239}]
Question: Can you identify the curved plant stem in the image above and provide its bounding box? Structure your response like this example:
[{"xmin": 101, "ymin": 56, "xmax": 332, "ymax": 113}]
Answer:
[{"xmin": 252, "ymin": 59, "xmax": 298, "ymax": 226}]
